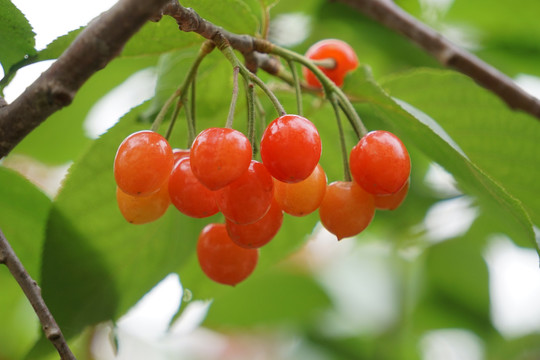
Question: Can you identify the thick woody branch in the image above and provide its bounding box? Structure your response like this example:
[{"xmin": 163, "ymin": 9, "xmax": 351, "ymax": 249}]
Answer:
[
  {"xmin": 333, "ymin": 0, "xmax": 540, "ymax": 121},
  {"xmin": 0, "ymin": 0, "xmax": 171, "ymax": 159},
  {"xmin": 0, "ymin": 229, "xmax": 75, "ymax": 359}
]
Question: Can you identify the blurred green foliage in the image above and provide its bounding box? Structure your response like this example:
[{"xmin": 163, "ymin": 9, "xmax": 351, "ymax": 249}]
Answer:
[{"xmin": 1, "ymin": 0, "xmax": 540, "ymax": 359}]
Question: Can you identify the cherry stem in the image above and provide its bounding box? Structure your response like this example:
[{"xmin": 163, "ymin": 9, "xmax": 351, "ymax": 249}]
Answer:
[
  {"xmin": 287, "ymin": 59, "xmax": 303, "ymax": 116},
  {"xmin": 214, "ymin": 33, "xmax": 286, "ymax": 117},
  {"xmin": 151, "ymin": 40, "xmax": 215, "ymax": 133},
  {"xmin": 312, "ymin": 58, "xmax": 336, "ymax": 69},
  {"xmin": 268, "ymin": 43, "xmax": 368, "ymax": 138},
  {"xmin": 330, "ymin": 94, "xmax": 352, "ymax": 182},
  {"xmin": 245, "ymin": 80, "xmax": 257, "ymax": 155},
  {"xmin": 226, "ymin": 66, "xmax": 240, "ymax": 128}
]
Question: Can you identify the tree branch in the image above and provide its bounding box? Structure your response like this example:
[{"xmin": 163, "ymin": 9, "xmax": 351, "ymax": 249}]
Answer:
[
  {"xmin": 0, "ymin": 0, "xmax": 171, "ymax": 159},
  {"xmin": 333, "ymin": 0, "xmax": 540, "ymax": 121},
  {"xmin": 0, "ymin": 229, "xmax": 75, "ymax": 359}
]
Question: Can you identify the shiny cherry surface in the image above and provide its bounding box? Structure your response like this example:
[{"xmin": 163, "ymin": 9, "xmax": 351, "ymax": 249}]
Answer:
[
  {"xmin": 215, "ymin": 160, "xmax": 274, "ymax": 225},
  {"xmin": 374, "ymin": 178, "xmax": 409, "ymax": 210},
  {"xmin": 226, "ymin": 199, "xmax": 283, "ymax": 249},
  {"xmin": 169, "ymin": 157, "xmax": 219, "ymax": 218},
  {"xmin": 116, "ymin": 185, "xmax": 170, "ymax": 225},
  {"xmin": 303, "ymin": 39, "xmax": 359, "ymax": 88},
  {"xmin": 318, "ymin": 181, "xmax": 375, "ymax": 240},
  {"xmin": 190, "ymin": 127, "xmax": 252, "ymax": 190},
  {"xmin": 114, "ymin": 131, "xmax": 173, "ymax": 196},
  {"xmin": 273, "ymin": 163, "xmax": 327, "ymax": 216},
  {"xmin": 197, "ymin": 223, "xmax": 259, "ymax": 286},
  {"xmin": 350, "ymin": 130, "xmax": 410, "ymax": 195},
  {"xmin": 260, "ymin": 115, "xmax": 321, "ymax": 183}
]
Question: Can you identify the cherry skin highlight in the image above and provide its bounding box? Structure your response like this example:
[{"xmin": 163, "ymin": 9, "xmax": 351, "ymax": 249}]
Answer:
[
  {"xmin": 197, "ymin": 223, "xmax": 259, "ymax": 286},
  {"xmin": 273, "ymin": 163, "xmax": 327, "ymax": 216},
  {"xmin": 350, "ymin": 130, "xmax": 410, "ymax": 195},
  {"xmin": 190, "ymin": 127, "xmax": 252, "ymax": 190},
  {"xmin": 116, "ymin": 185, "xmax": 170, "ymax": 225},
  {"xmin": 114, "ymin": 130, "xmax": 174, "ymax": 196},
  {"xmin": 303, "ymin": 39, "xmax": 359, "ymax": 88},
  {"xmin": 318, "ymin": 181, "xmax": 375, "ymax": 240},
  {"xmin": 260, "ymin": 114, "xmax": 321, "ymax": 183},
  {"xmin": 168, "ymin": 157, "xmax": 219, "ymax": 218},
  {"xmin": 215, "ymin": 160, "xmax": 274, "ymax": 225},
  {"xmin": 226, "ymin": 199, "xmax": 283, "ymax": 249}
]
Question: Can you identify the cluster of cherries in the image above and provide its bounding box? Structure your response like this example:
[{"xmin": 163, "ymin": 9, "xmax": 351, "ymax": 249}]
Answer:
[{"xmin": 113, "ymin": 39, "xmax": 410, "ymax": 286}]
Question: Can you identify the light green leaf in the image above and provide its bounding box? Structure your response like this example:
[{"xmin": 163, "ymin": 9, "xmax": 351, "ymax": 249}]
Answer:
[
  {"xmin": 342, "ymin": 67, "xmax": 536, "ymax": 250},
  {"xmin": 12, "ymin": 56, "xmax": 158, "ymax": 164},
  {"xmin": 0, "ymin": 0, "xmax": 36, "ymax": 74},
  {"xmin": 381, "ymin": 69, "xmax": 540, "ymax": 229},
  {"xmin": 181, "ymin": 0, "xmax": 260, "ymax": 35},
  {"xmin": 205, "ymin": 269, "xmax": 331, "ymax": 327}
]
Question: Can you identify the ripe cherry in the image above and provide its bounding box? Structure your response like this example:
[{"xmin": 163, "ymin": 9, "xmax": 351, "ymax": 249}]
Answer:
[
  {"xmin": 303, "ymin": 39, "xmax": 359, "ymax": 88},
  {"xmin": 172, "ymin": 148, "xmax": 190, "ymax": 163},
  {"xmin": 168, "ymin": 157, "xmax": 219, "ymax": 218},
  {"xmin": 374, "ymin": 179, "xmax": 409, "ymax": 210},
  {"xmin": 260, "ymin": 114, "xmax": 321, "ymax": 183},
  {"xmin": 226, "ymin": 199, "xmax": 283, "ymax": 249},
  {"xmin": 116, "ymin": 185, "xmax": 170, "ymax": 225},
  {"xmin": 114, "ymin": 131, "xmax": 174, "ymax": 196},
  {"xmin": 350, "ymin": 130, "xmax": 410, "ymax": 195},
  {"xmin": 197, "ymin": 223, "xmax": 258, "ymax": 286},
  {"xmin": 318, "ymin": 181, "xmax": 375, "ymax": 240},
  {"xmin": 215, "ymin": 160, "xmax": 274, "ymax": 225},
  {"xmin": 273, "ymin": 163, "xmax": 327, "ymax": 216},
  {"xmin": 190, "ymin": 127, "xmax": 252, "ymax": 190}
]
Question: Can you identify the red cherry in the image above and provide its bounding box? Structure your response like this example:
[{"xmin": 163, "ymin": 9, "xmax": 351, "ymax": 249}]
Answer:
[
  {"xmin": 350, "ymin": 130, "xmax": 410, "ymax": 195},
  {"xmin": 318, "ymin": 181, "xmax": 375, "ymax": 240},
  {"xmin": 190, "ymin": 127, "xmax": 252, "ymax": 190},
  {"xmin": 172, "ymin": 148, "xmax": 190, "ymax": 164},
  {"xmin": 273, "ymin": 163, "xmax": 327, "ymax": 216},
  {"xmin": 303, "ymin": 39, "xmax": 359, "ymax": 88},
  {"xmin": 114, "ymin": 131, "xmax": 173, "ymax": 196},
  {"xmin": 226, "ymin": 199, "xmax": 283, "ymax": 249},
  {"xmin": 260, "ymin": 114, "xmax": 321, "ymax": 183},
  {"xmin": 168, "ymin": 157, "xmax": 219, "ymax": 218},
  {"xmin": 374, "ymin": 179, "xmax": 409, "ymax": 210},
  {"xmin": 215, "ymin": 160, "xmax": 274, "ymax": 225},
  {"xmin": 197, "ymin": 223, "xmax": 258, "ymax": 286},
  {"xmin": 116, "ymin": 185, "xmax": 170, "ymax": 225}
]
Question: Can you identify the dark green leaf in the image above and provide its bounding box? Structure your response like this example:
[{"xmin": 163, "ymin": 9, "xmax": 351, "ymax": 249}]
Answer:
[
  {"xmin": 0, "ymin": 167, "xmax": 50, "ymax": 359},
  {"xmin": 0, "ymin": 0, "xmax": 36, "ymax": 74}
]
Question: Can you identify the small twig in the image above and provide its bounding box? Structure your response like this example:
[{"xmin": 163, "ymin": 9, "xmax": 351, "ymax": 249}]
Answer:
[
  {"xmin": 245, "ymin": 80, "xmax": 257, "ymax": 153},
  {"xmin": 0, "ymin": 229, "xmax": 76, "ymax": 359},
  {"xmin": 333, "ymin": 0, "xmax": 540, "ymax": 121}
]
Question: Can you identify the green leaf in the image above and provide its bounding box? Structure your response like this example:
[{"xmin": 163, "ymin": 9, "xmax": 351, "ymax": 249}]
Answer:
[
  {"xmin": 205, "ymin": 269, "xmax": 331, "ymax": 328},
  {"xmin": 380, "ymin": 69, "xmax": 540, "ymax": 229},
  {"xmin": 38, "ymin": 103, "xmax": 211, "ymax": 344},
  {"xmin": 181, "ymin": 0, "xmax": 260, "ymax": 36},
  {"xmin": 0, "ymin": 0, "xmax": 36, "ymax": 74},
  {"xmin": 12, "ymin": 56, "xmax": 158, "ymax": 164},
  {"xmin": 0, "ymin": 167, "xmax": 51, "ymax": 359},
  {"xmin": 342, "ymin": 67, "xmax": 536, "ymax": 250}
]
